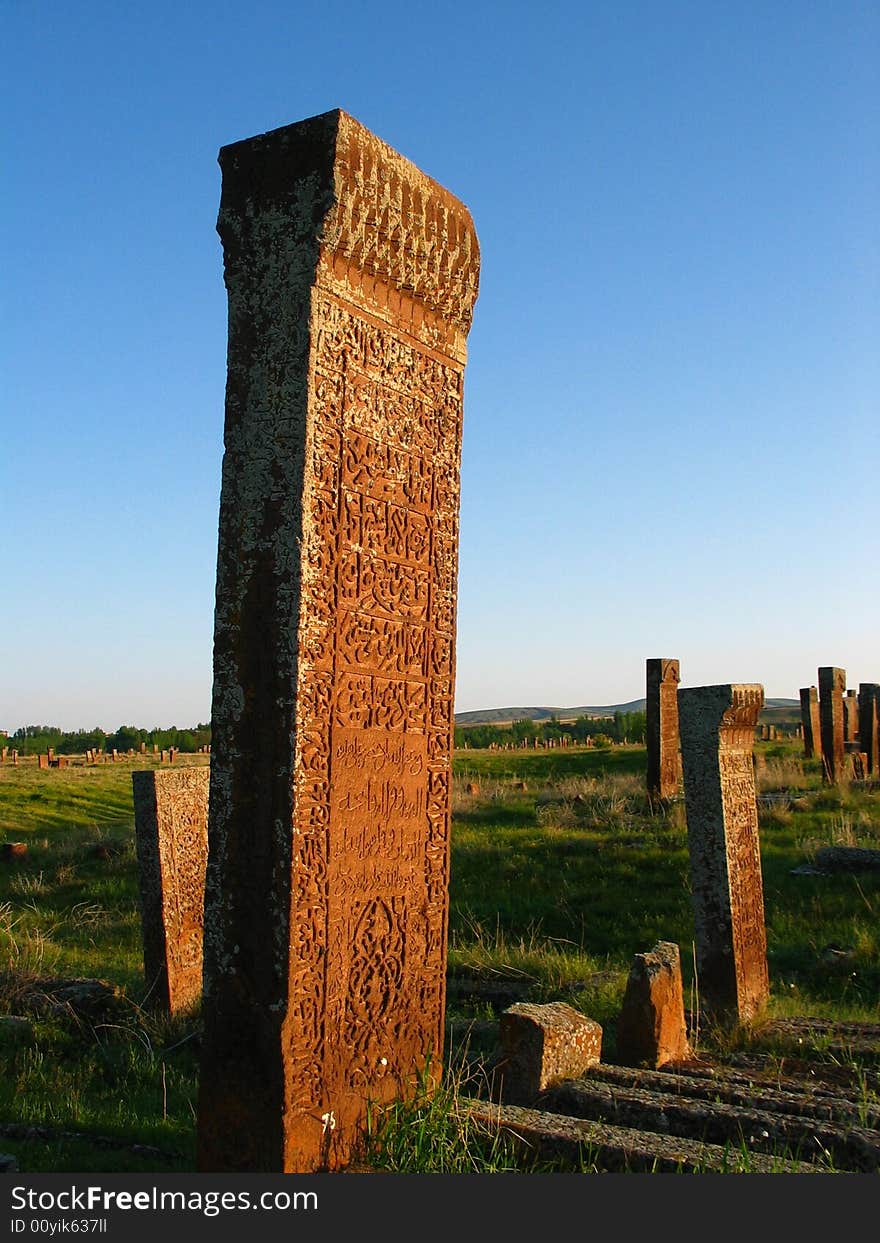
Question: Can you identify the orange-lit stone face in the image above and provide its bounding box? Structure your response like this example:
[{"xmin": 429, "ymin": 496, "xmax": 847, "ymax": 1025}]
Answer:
[
  {"xmin": 132, "ymin": 768, "xmax": 209, "ymax": 1015},
  {"xmin": 678, "ymin": 684, "xmax": 769, "ymax": 1025},
  {"xmin": 198, "ymin": 109, "xmax": 478, "ymax": 1173}
]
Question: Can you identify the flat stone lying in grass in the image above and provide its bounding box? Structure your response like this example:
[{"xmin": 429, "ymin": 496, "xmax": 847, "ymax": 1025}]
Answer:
[
  {"xmin": 812, "ymin": 846, "xmax": 880, "ymax": 873},
  {"xmin": 459, "ymin": 1099, "xmax": 817, "ymax": 1173},
  {"xmin": 5, "ymin": 976, "xmax": 126, "ymax": 1024},
  {"xmin": 540, "ymin": 1075, "xmax": 880, "ymax": 1171},
  {"xmin": 756, "ymin": 1017, "xmax": 880, "ymax": 1060},
  {"xmin": 583, "ymin": 1061, "xmax": 880, "ymax": 1129}
]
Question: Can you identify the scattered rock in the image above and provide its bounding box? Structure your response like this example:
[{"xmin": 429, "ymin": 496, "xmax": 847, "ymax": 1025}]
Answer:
[
  {"xmin": 1, "ymin": 843, "xmax": 28, "ymax": 862},
  {"xmin": 0, "ymin": 1153, "xmax": 19, "ymax": 1172},
  {"xmin": 0, "ymin": 1016, "xmax": 36, "ymax": 1044},
  {"xmin": 5, "ymin": 976, "xmax": 128, "ymax": 1025},
  {"xmin": 494, "ymin": 1001, "xmax": 602, "ymax": 1105}
]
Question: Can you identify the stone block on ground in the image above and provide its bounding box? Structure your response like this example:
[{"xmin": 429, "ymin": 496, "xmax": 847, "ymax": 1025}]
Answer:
[{"xmin": 495, "ymin": 1001, "xmax": 602, "ymax": 1104}]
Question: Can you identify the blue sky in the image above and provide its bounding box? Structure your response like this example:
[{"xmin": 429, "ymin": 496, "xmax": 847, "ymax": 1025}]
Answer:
[{"xmin": 3, "ymin": 1, "xmax": 878, "ymax": 732}]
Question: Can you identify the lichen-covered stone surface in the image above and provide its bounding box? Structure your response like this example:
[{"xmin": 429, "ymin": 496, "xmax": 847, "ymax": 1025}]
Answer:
[
  {"xmin": 799, "ymin": 686, "xmax": 822, "ymax": 761},
  {"xmin": 615, "ymin": 940, "xmax": 690, "ymax": 1068},
  {"xmin": 132, "ymin": 768, "xmax": 209, "ymax": 1014},
  {"xmin": 818, "ymin": 666, "xmax": 845, "ymax": 782},
  {"xmin": 646, "ymin": 658, "xmax": 681, "ymax": 802},
  {"xmin": 496, "ymin": 1001, "xmax": 602, "ymax": 1104},
  {"xmin": 197, "ymin": 109, "xmax": 479, "ymax": 1173},
  {"xmin": 858, "ymin": 683, "xmax": 880, "ymax": 775},
  {"xmin": 678, "ymin": 684, "xmax": 768, "ymax": 1024}
]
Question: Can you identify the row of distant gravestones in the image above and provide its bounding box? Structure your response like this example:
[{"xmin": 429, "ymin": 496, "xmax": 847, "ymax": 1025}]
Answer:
[
  {"xmin": 646, "ymin": 660, "xmax": 880, "ymax": 801},
  {"xmin": 0, "ymin": 744, "xmax": 210, "ymax": 765},
  {"xmin": 134, "ymin": 681, "xmax": 772, "ymax": 1032}
]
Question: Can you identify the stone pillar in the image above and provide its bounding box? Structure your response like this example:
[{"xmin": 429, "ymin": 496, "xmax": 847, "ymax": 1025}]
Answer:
[
  {"xmin": 799, "ymin": 687, "xmax": 821, "ymax": 761},
  {"xmin": 678, "ymin": 684, "xmax": 769, "ymax": 1023},
  {"xmin": 197, "ymin": 110, "xmax": 479, "ymax": 1173},
  {"xmin": 844, "ymin": 689, "xmax": 859, "ymax": 744},
  {"xmin": 818, "ymin": 667, "xmax": 846, "ymax": 782},
  {"xmin": 616, "ymin": 941, "xmax": 690, "ymax": 1069},
  {"xmin": 645, "ymin": 658, "xmax": 681, "ymax": 803},
  {"xmin": 132, "ymin": 769, "xmax": 209, "ymax": 1014},
  {"xmin": 858, "ymin": 684, "xmax": 880, "ymax": 775}
]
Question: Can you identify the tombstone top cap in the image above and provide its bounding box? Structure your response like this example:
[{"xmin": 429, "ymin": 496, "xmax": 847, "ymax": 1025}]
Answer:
[
  {"xmin": 678, "ymin": 684, "xmax": 764, "ymax": 729},
  {"xmin": 217, "ymin": 108, "xmax": 480, "ymax": 337}
]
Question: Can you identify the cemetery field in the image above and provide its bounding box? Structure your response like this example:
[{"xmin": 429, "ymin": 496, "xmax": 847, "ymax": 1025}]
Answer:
[{"xmin": 0, "ymin": 745, "xmax": 878, "ymax": 1173}]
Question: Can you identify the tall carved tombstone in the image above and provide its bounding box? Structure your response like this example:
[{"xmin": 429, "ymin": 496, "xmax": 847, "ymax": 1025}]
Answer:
[
  {"xmin": 799, "ymin": 686, "xmax": 821, "ymax": 761},
  {"xmin": 645, "ymin": 658, "xmax": 681, "ymax": 803},
  {"xmin": 197, "ymin": 110, "xmax": 479, "ymax": 1173},
  {"xmin": 678, "ymin": 684, "xmax": 769, "ymax": 1024},
  {"xmin": 844, "ymin": 689, "xmax": 859, "ymax": 743},
  {"xmin": 132, "ymin": 769, "xmax": 210, "ymax": 1014},
  {"xmin": 858, "ymin": 684, "xmax": 880, "ymax": 775},
  {"xmin": 818, "ymin": 667, "xmax": 846, "ymax": 782}
]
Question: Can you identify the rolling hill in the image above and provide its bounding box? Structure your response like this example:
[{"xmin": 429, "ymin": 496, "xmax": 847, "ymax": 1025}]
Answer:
[{"xmin": 454, "ymin": 698, "xmax": 800, "ymax": 727}]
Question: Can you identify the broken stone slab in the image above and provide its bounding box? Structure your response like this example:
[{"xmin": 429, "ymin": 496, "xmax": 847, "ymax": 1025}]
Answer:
[
  {"xmin": 540, "ymin": 1076, "xmax": 880, "ymax": 1172},
  {"xmin": 754, "ymin": 1017, "xmax": 880, "ymax": 1061},
  {"xmin": 6, "ymin": 977, "xmax": 127, "ymax": 1024},
  {"xmin": 493, "ymin": 1002, "xmax": 602, "ymax": 1104},
  {"xmin": 0, "ymin": 1123, "xmax": 180, "ymax": 1165},
  {"xmin": 813, "ymin": 846, "xmax": 880, "ymax": 873},
  {"xmin": 615, "ymin": 941, "xmax": 690, "ymax": 1069},
  {"xmin": 458, "ymin": 1099, "xmax": 817, "ymax": 1173},
  {"xmin": 583, "ymin": 1061, "xmax": 880, "ymax": 1129}
]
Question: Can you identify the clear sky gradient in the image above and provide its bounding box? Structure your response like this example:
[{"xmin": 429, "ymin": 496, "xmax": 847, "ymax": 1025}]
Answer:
[{"xmin": 3, "ymin": 1, "xmax": 878, "ymax": 732}]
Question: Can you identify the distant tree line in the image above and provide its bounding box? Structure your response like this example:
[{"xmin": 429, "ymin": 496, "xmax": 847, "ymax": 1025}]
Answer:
[
  {"xmin": 7, "ymin": 723, "xmax": 212, "ymax": 756},
  {"xmin": 454, "ymin": 711, "xmax": 646, "ymax": 750}
]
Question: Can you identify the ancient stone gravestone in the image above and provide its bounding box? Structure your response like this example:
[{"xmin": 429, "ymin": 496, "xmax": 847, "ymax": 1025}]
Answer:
[
  {"xmin": 844, "ymin": 689, "xmax": 859, "ymax": 744},
  {"xmin": 132, "ymin": 768, "xmax": 209, "ymax": 1014},
  {"xmin": 678, "ymin": 684, "xmax": 769, "ymax": 1023},
  {"xmin": 646, "ymin": 658, "xmax": 681, "ymax": 803},
  {"xmin": 818, "ymin": 667, "xmax": 846, "ymax": 782},
  {"xmin": 616, "ymin": 940, "xmax": 690, "ymax": 1068},
  {"xmin": 858, "ymin": 684, "xmax": 880, "ymax": 775},
  {"xmin": 197, "ymin": 109, "xmax": 479, "ymax": 1173},
  {"xmin": 799, "ymin": 686, "xmax": 821, "ymax": 761},
  {"xmin": 495, "ymin": 1002, "xmax": 602, "ymax": 1105}
]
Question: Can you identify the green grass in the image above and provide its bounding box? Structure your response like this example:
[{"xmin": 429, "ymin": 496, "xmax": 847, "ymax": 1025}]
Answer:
[{"xmin": 1, "ymin": 743, "xmax": 878, "ymax": 1172}]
